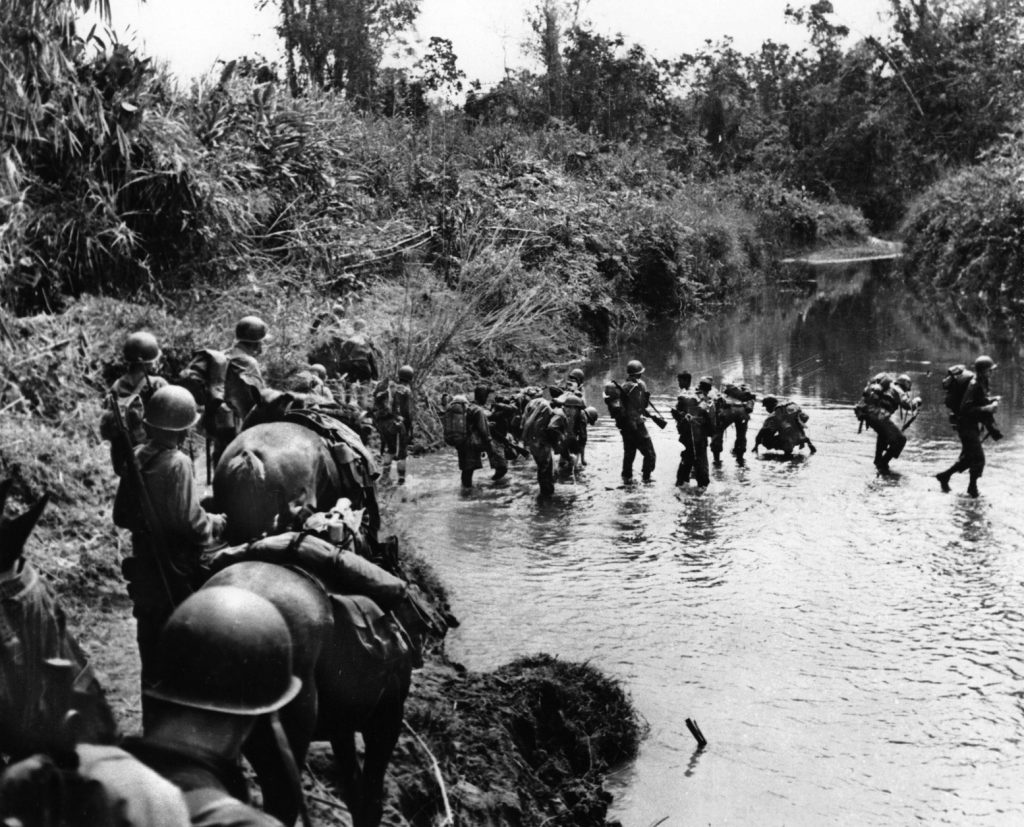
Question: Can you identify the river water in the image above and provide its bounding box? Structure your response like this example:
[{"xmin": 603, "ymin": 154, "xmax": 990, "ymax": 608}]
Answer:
[{"xmin": 386, "ymin": 259, "xmax": 1024, "ymax": 826}]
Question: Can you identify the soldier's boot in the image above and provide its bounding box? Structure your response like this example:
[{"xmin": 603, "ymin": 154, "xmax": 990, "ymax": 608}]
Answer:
[
  {"xmin": 461, "ymin": 469, "xmax": 474, "ymax": 488},
  {"xmin": 935, "ymin": 469, "xmax": 953, "ymax": 492},
  {"xmin": 397, "ymin": 459, "xmax": 407, "ymax": 485},
  {"xmin": 967, "ymin": 474, "xmax": 980, "ymax": 498}
]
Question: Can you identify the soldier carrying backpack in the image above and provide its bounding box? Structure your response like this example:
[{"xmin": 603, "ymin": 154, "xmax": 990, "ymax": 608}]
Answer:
[
  {"xmin": 442, "ymin": 388, "xmax": 494, "ymax": 488},
  {"xmin": 99, "ymin": 332, "xmax": 168, "ymax": 475},
  {"xmin": 373, "ymin": 366, "xmax": 415, "ymax": 486},
  {"xmin": 936, "ymin": 355, "xmax": 1002, "ymax": 497}
]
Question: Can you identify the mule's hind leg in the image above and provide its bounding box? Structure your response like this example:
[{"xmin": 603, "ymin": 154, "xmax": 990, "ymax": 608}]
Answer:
[
  {"xmin": 245, "ymin": 682, "xmax": 318, "ymax": 825},
  {"xmin": 330, "ymin": 726, "xmax": 361, "ymax": 820}
]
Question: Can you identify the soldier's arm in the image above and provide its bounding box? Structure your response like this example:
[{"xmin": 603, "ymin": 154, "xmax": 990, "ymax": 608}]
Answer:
[{"xmin": 169, "ymin": 455, "xmax": 225, "ymax": 545}]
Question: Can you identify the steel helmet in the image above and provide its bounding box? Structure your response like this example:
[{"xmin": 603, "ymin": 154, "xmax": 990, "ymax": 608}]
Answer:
[
  {"xmin": 585, "ymin": 406, "xmax": 599, "ymax": 425},
  {"xmin": 568, "ymin": 368, "xmax": 585, "ymax": 383},
  {"xmin": 697, "ymin": 375, "xmax": 714, "ymax": 392},
  {"xmin": 309, "ymin": 363, "xmax": 327, "ymax": 379},
  {"xmin": 123, "ymin": 331, "xmax": 161, "ymax": 364},
  {"xmin": 397, "ymin": 364, "xmax": 415, "ymax": 382},
  {"xmin": 895, "ymin": 374, "xmax": 912, "ymax": 391},
  {"xmin": 143, "ymin": 385, "xmax": 201, "ymax": 431},
  {"xmin": 974, "ymin": 355, "xmax": 997, "ymax": 371},
  {"xmin": 626, "ymin": 359, "xmax": 644, "ymax": 376},
  {"xmin": 146, "ymin": 586, "xmax": 302, "ymax": 715},
  {"xmin": 562, "ymin": 394, "xmax": 584, "ymax": 409},
  {"xmin": 235, "ymin": 315, "xmax": 270, "ymax": 343},
  {"xmin": 762, "ymin": 395, "xmax": 779, "ymax": 411},
  {"xmin": 603, "ymin": 381, "xmax": 619, "ymax": 400}
]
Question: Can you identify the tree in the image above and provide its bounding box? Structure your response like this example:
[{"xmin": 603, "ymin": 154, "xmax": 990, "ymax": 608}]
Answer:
[{"xmin": 264, "ymin": 0, "xmax": 421, "ymax": 104}]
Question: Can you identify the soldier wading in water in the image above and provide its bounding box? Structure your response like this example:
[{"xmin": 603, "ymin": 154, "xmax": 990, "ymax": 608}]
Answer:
[
  {"xmin": 618, "ymin": 360, "xmax": 657, "ymax": 483},
  {"xmin": 936, "ymin": 355, "xmax": 1001, "ymax": 497}
]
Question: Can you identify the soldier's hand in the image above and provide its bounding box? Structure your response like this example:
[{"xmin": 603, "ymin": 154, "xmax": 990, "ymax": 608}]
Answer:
[{"xmin": 981, "ymin": 402, "xmax": 999, "ymax": 414}]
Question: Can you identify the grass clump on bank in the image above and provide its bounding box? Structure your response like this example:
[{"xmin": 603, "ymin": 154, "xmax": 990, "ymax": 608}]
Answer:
[{"xmin": 388, "ymin": 655, "xmax": 646, "ymax": 826}]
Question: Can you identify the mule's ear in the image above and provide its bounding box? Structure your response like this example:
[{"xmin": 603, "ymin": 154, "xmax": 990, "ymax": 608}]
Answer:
[{"xmin": 0, "ymin": 492, "xmax": 49, "ymax": 570}]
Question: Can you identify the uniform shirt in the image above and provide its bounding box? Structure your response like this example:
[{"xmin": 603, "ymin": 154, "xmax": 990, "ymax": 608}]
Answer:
[
  {"xmin": 621, "ymin": 378, "xmax": 649, "ymax": 427},
  {"xmin": 0, "ymin": 744, "xmax": 191, "ymax": 827},
  {"xmin": 466, "ymin": 401, "xmax": 492, "ymax": 445},
  {"xmin": 960, "ymin": 374, "xmax": 994, "ymax": 423},
  {"xmin": 337, "ymin": 334, "xmax": 379, "ymax": 380},
  {"xmin": 113, "ymin": 444, "xmax": 225, "ymax": 558},
  {"xmin": 226, "ymin": 343, "xmax": 265, "ymax": 386},
  {"xmin": 123, "ymin": 738, "xmax": 297, "ymax": 827}
]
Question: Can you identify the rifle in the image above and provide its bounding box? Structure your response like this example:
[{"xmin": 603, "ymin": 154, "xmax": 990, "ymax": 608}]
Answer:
[
  {"xmin": 107, "ymin": 390, "xmax": 180, "ymax": 610},
  {"xmin": 612, "ymin": 380, "xmax": 666, "ymax": 429},
  {"xmin": 503, "ymin": 434, "xmax": 531, "ymax": 459}
]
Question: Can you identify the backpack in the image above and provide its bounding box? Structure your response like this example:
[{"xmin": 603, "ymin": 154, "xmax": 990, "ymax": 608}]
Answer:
[
  {"xmin": 942, "ymin": 365, "xmax": 974, "ymax": 414},
  {"xmin": 522, "ymin": 398, "xmax": 555, "ymax": 454},
  {"xmin": 372, "ymin": 381, "xmax": 400, "ymax": 437},
  {"xmin": 442, "ymin": 396, "xmax": 469, "ymax": 448}
]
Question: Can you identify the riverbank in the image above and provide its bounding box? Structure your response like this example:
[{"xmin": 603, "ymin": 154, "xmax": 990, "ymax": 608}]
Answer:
[{"xmin": 0, "ymin": 294, "xmax": 644, "ymax": 825}]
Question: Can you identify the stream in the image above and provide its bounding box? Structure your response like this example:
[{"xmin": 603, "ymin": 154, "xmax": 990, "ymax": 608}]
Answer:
[{"xmin": 386, "ymin": 258, "xmax": 1024, "ymax": 826}]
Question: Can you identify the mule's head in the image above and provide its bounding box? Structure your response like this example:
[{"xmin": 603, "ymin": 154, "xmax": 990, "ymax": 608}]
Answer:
[{"xmin": 0, "ymin": 479, "xmax": 49, "ymax": 574}]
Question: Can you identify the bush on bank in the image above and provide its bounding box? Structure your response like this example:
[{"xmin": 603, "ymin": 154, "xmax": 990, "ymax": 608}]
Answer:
[{"xmin": 901, "ymin": 140, "xmax": 1024, "ymax": 319}]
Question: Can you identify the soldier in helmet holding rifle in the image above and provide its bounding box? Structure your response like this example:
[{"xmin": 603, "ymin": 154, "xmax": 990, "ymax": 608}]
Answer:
[
  {"xmin": 936, "ymin": 354, "xmax": 1001, "ymax": 497},
  {"xmin": 112, "ymin": 385, "xmax": 227, "ymax": 725},
  {"xmin": 617, "ymin": 360, "xmax": 658, "ymax": 483}
]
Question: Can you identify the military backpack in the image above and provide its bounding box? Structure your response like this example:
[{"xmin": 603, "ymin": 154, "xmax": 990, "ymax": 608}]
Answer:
[{"xmin": 442, "ymin": 396, "xmax": 469, "ymax": 448}]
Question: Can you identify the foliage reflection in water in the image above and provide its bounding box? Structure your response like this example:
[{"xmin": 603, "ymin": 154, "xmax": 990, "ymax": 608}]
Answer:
[{"xmin": 388, "ymin": 259, "xmax": 1024, "ymax": 825}]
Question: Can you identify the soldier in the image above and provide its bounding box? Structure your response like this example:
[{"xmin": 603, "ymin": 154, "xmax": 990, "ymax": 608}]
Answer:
[
  {"xmin": 710, "ymin": 377, "xmax": 756, "ymax": 465},
  {"xmin": 619, "ymin": 360, "xmax": 656, "ymax": 483},
  {"xmin": 373, "ymin": 365, "xmax": 415, "ymax": 486},
  {"xmin": 336, "ymin": 319, "xmax": 380, "ymax": 406},
  {"xmin": 123, "ymin": 586, "xmax": 314, "ymax": 827},
  {"xmin": 857, "ymin": 373, "xmax": 919, "ymax": 473},
  {"xmin": 936, "ymin": 355, "xmax": 1001, "ymax": 497},
  {"xmin": 488, "ymin": 392, "xmax": 525, "ymax": 462},
  {"xmin": 564, "ymin": 367, "xmax": 586, "ymax": 398},
  {"xmin": 113, "ymin": 385, "xmax": 227, "ymax": 722},
  {"xmin": 227, "ymin": 315, "xmax": 270, "ymax": 387},
  {"xmin": 100, "ymin": 331, "xmax": 169, "ymax": 474},
  {"xmin": 673, "ymin": 373, "xmax": 715, "ymax": 488},
  {"xmin": 450, "ymin": 387, "xmax": 494, "ymax": 488},
  {"xmin": 753, "ymin": 396, "xmax": 815, "ymax": 456}
]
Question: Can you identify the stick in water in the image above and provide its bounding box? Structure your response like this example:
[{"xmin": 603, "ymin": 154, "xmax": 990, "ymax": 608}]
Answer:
[{"xmin": 685, "ymin": 718, "xmax": 707, "ymax": 749}]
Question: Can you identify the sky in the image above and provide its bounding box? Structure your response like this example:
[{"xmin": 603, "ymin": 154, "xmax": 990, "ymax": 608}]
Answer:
[{"xmin": 100, "ymin": 0, "xmax": 894, "ymax": 87}]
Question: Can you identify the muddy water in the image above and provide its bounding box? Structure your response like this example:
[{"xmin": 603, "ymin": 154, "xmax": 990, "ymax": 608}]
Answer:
[{"xmin": 386, "ymin": 259, "xmax": 1024, "ymax": 826}]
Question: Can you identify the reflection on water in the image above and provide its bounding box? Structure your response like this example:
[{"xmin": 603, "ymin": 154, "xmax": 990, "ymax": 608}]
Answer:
[{"xmin": 388, "ymin": 259, "xmax": 1024, "ymax": 826}]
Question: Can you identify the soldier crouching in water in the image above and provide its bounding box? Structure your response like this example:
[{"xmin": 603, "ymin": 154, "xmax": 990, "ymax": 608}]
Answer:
[
  {"xmin": 858, "ymin": 373, "xmax": 921, "ymax": 474},
  {"xmin": 113, "ymin": 385, "xmax": 227, "ymax": 726},
  {"xmin": 936, "ymin": 355, "xmax": 1001, "ymax": 497}
]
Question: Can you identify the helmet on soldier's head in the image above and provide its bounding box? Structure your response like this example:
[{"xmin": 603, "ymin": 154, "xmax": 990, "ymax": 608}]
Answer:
[
  {"xmin": 562, "ymin": 394, "xmax": 584, "ymax": 409},
  {"xmin": 309, "ymin": 363, "xmax": 327, "ymax": 380},
  {"xmin": 626, "ymin": 360, "xmax": 644, "ymax": 376},
  {"xmin": 146, "ymin": 587, "xmax": 301, "ymax": 715},
  {"xmin": 235, "ymin": 315, "xmax": 270, "ymax": 343},
  {"xmin": 871, "ymin": 372, "xmax": 892, "ymax": 389},
  {"xmin": 143, "ymin": 386, "xmax": 201, "ymax": 431},
  {"xmin": 974, "ymin": 355, "xmax": 997, "ymax": 372},
  {"xmin": 123, "ymin": 331, "xmax": 161, "ymax": 364},
  {"xmin": 762, "ymin": 395, "xmax": 779, "ymax": 412},
  {"xmin": 603, "ymin": 381, "xmax": 619, "ymax": 401},
  {"xmin": 568, "ymin": 368, "xmax": 585, "ymax": 384},
  {"xmin": 397, "ymin": 364, "xmax": 415, "ymax": 382},
  {"xmin": 698, "ymin": 376, "xmax": 714, "ymax": 392},
  {"xmin": 585, "ymin": 406, "xmax": 599, "ymax": 425},
  {"xmin": 473, "ymin": 385, "xmax": 491, "ymax": 405},
  {"xmin": 895, "ymin": 374, "xmax": 912, "ymax": 392}
]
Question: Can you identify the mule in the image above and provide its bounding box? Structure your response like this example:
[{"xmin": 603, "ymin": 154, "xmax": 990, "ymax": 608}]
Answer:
[
  {"xmin": 0, "ymin": 479, "xmax": 116, "ymax": 763},
  {"xmin": 213, "ymin": 420, "xmax": 380, "ymax": 544},
  {"xmin": 203, "ymin": 560, "xmax": 422, "ymax": 827}
]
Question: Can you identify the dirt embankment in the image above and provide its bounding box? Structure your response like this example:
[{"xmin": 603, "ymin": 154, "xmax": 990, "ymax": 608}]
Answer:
[{"xmin": 1, "ymin": 301, "xmax": 646, "ymax": 826}]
